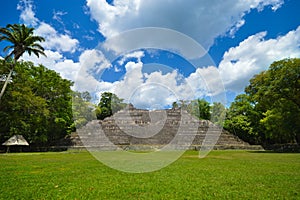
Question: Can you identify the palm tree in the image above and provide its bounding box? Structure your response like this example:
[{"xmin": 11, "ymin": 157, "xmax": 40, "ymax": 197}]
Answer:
[{"xmin": 0, "ymin": 24, "xmax": 46, "ymax": 102}]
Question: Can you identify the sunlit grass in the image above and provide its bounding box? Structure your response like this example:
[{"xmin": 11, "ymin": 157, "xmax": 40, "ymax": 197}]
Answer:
[{"xmin": 0, "ymin": 150, "xmax": 299, "ymax": 199}]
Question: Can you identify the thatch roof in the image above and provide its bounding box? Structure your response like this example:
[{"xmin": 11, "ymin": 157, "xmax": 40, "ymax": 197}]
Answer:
[{"xmin": 2, "ymin": 135, "xmax": 29, "ymax": 146}]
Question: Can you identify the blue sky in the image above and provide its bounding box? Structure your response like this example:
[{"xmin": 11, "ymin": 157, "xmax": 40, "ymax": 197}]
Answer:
[{"xmin": 0, "ymin": 0, "xmax": 299, "ymax": 109}]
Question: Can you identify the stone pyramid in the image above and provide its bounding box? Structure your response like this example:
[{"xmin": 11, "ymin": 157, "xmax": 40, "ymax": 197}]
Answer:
[{"xmin": 75, "ymin": 105, "xmax": 262, "ymax": 150}]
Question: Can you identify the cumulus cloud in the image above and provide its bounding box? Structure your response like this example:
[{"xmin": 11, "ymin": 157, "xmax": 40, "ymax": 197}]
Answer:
[
  {"xmin": 17, "ymin": 0, "xmax": 39, "ymax": 26},
  {"xmin": 34, "ymin": 22, "xmax": 79, "ymax": 53},
  {"xmin": 73, "ymin": 49, "xmax": 112, "ymax": 95},
  {"xmin": 21, "ymin": 48, "xmax": 111, "ymax": 89},
  {"xmin": 82, "ymin": 24, "xmax": 299, "ymax": 108},
  {"xmin": 86, "ymin": 0, "xmax": 284, "ymax": 51},
  {"xmin": 18, "ymin": 1, "xmax": 79, "ymax": 53},
  {"xmin": 100, "ymin": 28, "xmax": 207, "ymax": 61},
  {"xmin": 18, "ymin": 0, "xmax": 299, "ymax": 109},
  {"xmin": 109, "ymin": 61, "xmax": 221, "ymax": 109},
  {"xmin": 51, "ymin": 59, "xmax": 80, "ymax": 81},
  {"xmin": 219, "ymin": 25, "xmax": 300, "ymax": 92},
  {"xmin": 21, "ymin": 50, "xmax": 80, "ymax": 81},
  {"xmin": 17, "ymin": 0, "xmax": 80, "ymax": 83},
  {"xmin": 186, "ymin": 66, "xmax": 225, "ymax": 97},
  {"xmin": 24, "ymin": 23, "xmax": 300, "ymax": 109},
  {"xmin": 74, "ymin": 51, "xmax": 218, "ymax": 109},
  {"xmin": 79, "ymin": 49, "xmax": 111, "ymax": 74},
  {"xmin": 118, "ymin": 51, "xmax": 144, "ymax": 66}
]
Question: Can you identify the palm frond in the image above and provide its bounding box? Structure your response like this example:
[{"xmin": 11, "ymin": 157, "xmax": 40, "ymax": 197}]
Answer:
[
  {"xmin": 30, "ymin": 43, "xmax": 45, "ymax": 51},
  {"xmin": 3, "ymin": 45, "xmax": 14, "ymax": 52},
  {"xmin": 33, "ymin": 50, "xmax": 46, "ymax": 58},
  {"xmin": 0, "ymin": 28, "xmax": 17, "ymax": 43},
  {"xmin": 0, "ymin": 23, "xmax": 46, "ymax": 61}
]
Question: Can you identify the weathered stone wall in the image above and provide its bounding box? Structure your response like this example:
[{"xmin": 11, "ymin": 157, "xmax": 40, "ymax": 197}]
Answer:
[{"xmin": 76, "ymin": 106, "xmax": 263, "ymax": 150}]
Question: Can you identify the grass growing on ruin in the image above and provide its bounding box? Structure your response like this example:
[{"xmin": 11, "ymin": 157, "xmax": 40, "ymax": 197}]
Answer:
[{"xmin": 0, "ymin": 150, "xmax": 299, "ymax": 199}]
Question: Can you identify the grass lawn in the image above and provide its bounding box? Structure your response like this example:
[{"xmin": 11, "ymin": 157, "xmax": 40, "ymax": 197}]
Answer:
[{"xmin": 0, "ymin": 150, "xmax": 299, "ymax": 199}]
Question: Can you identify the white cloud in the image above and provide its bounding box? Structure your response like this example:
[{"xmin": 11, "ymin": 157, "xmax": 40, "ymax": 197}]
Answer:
[
  {"xmin": 16, "ymin": 0, "xmax": 82, "ymax": 84},
  {"xmin": 219, "ymin": 26, "xmax": 300, "ymax": 92},
  {"xmin": 113, "ymin": 61, "xmax": 144, "ymax": 100},
  {"xmin": 117, "ymin": 50, "xmax": 144, "ymax": 65},
  {"xmin": 86, "ymin": 0, "xmax": 284, "ymax": 51},
  {"xmin": 21, "ymin": 50, "xmax": 80, "ymax": 81},
  {"xmin": 78, "ymin": 50, "xmax": 220, "ymax": 109},
  {"xmin": 18, "ymin": 0, "xmax": 299, "ymax": 109},
  {"xmin": 53, "ymin": 10, "xmax": 67, "ymax": 23},
  {"xmin": 52, "ymin": 59, "xmax": 80, "ymax": 81},
  {"xmin": 186, "ymin": 66, "xmax": 224, "ymax": 97},
  {"xmin": 21, "ymin": 48, "xmax": 112, "ymax": 91},
  {"xmin": 229, "ymin": 19, "xmax": 245, "ymax": 37},
  {"xmin": 79, "ymin": 49, "xmax": 111, "ymax": 74},
  {"xmin": 17, "ymin": 0, "xmax": 39, "ymax": 26},
  {"xmin": 70, "ymin": 49, "xmax": 112, "ymax": 93},
  {"xmin": 101, "ymin": 27, "xmax": 207, "ymax": 60},
  {"xmin": 86, "ymin": 23, "xmax": 300, "ymax": 108},
  {"xmin": 35, "ymin": 22, "xmax": 79, "ymax": 53},
  {"xmin": 18, "ymin": 1, "xmax": 79, "ymax": 53},
  {"xmin": 110, "ymin": 62, "xmax": 218, "ymax": 109}
]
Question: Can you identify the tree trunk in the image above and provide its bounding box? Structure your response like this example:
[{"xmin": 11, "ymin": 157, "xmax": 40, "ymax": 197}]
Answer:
[
  {"xmin": 296, "ymin": 133, "xmax": 300, "ymax": 145},
  {"xmin": 0, "ymin": 65, "xmax": 14, "ymax": 103}
]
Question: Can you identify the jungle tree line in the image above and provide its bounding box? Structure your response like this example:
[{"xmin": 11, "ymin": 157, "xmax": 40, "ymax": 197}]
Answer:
[
  {"xmin": 0, "ymin": 61, "xmax": 74, "ymax": 146},
  {"xmin": 1, "ymin": 58, "xmax": 298, "ymax": 146},
  {"xmin": 95, "ymin": 92, "xmax": 226, "ymax": 126},
  {"xmin": 224, "ymin": 58, "xmax": 300, "ymax": 145},
  {"xmin": 175, "ymin": 58, "xmax": 300, "ymax": 145},
  {"xmin": 0, "ymin": 23, "xmax": 299, "ymax": 147}
]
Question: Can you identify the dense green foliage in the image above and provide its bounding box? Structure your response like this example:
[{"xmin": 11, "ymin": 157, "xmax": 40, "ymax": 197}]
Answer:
[
  {"xmin": 210, "ymin": 102, "xmax": 226, "ymax": 126},
  {"xmin": 0, "ymin": 24, "xmax": 46, "ymax": 101},
  {"xmin": 225, "ymin": 58, "xmax": 300, "ymax": 145},
  {"xmin": 187, "ymin": 99, "xmax": 211, "ymax": 120},
  {"xmin": 72, "ymin": 91, "xmax": 96, "ymax": 128},
  {"xmin": 0, "ymin": 150, "xmax": 299, "ymax": 199},
  {"xmin": 0, "ymin": 24, "xmax": 298, "ymax": 147},
  {"xmin": 96, "ymin": 92, "xmax": 126, "ymax": 120},
  {"xmin": 0, "ymin": 61, "xmax": 73, "ymax": 146},
  {"xmin": 224, "ymin": 94, "xmax": 262, "ymax": 144},
  {"xmin": 175, "ymin": 99, "xmax": 226, "ymax": 125}
]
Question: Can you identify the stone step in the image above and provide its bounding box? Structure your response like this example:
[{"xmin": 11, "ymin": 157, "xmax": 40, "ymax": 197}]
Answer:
[{"xmin": 71, "ymin": 107, "xmax": 260, "ymax": 150}]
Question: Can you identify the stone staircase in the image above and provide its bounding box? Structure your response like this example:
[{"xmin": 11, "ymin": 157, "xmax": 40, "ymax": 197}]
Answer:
[{"xmin": 74, "ymin": 106, "xmax": 262, "ymax": 150}]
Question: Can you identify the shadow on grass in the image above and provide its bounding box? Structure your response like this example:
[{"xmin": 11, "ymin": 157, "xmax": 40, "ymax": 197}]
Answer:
[{"xmin": 247, "ymin": 143, "xmax": 300, "ymax": 153}]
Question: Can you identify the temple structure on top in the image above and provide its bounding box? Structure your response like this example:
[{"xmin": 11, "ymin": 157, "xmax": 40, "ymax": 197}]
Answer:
[{"xmin": 74, "ymin": 105, "xmax": 262, "ymax": 150}]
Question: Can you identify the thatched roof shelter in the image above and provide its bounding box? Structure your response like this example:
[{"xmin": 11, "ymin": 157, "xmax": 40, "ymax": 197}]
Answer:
[{"xmin": 2, "ymin": 135, "xmax": 29, "ymax": 146}]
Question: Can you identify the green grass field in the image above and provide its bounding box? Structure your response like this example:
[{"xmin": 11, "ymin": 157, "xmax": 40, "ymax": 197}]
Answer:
[{"xmin": 0, "ymin": 150, "xmax": 299, "ymax": 199}]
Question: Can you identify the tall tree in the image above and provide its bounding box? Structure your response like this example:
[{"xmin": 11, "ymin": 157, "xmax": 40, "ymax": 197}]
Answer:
[
  {"xmin": 96, "ymin": 92, "xmax": 126, "ymax": 120},
  {"xmin": 211, "ymin": 102, "xmax": 226, "ymax": 126},
  {"xmin": 245, "ymin": 58, "xmax": 300, "ymax": 143},
  {"xmin": 225, "ymin": 58, "xmax": 300, "ymax": 145},
  {"xmin": 0, "ymin": 24, "xmax": 45, "ymax": 102},
  {"xmin": 224, "ymin": 94, "xmax": 263, "ymax": 144},
  {"xmin": 72, "ymin": 91, "xmax": 96, "ymax": 128},
  {"xmin": 0, "ymin": 62, "xmax": 73, "ymax": 146},
  {"xmin": 187, "ymin": 99, "xmax": 211, "ymax": 120},
  {"xmin": 172, "ymin": 101, "xmax": 179, "ymax": 109}
]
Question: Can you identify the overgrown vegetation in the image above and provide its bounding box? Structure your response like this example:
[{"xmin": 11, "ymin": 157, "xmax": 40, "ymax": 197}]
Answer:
[
  {"xmin": 224, "ymin": 58, "xmax": 300, "ymax": 145},
  {"xmin": 95, "ymin": 92, "xmax": 127, "ymax": 120},
  {"xmin": 0, "ymin": 23, "xmax": 299, "ymax": 148},
  {"xmin": 0, "ymin": 61, "xmax": 74, "ymax": 146}
]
